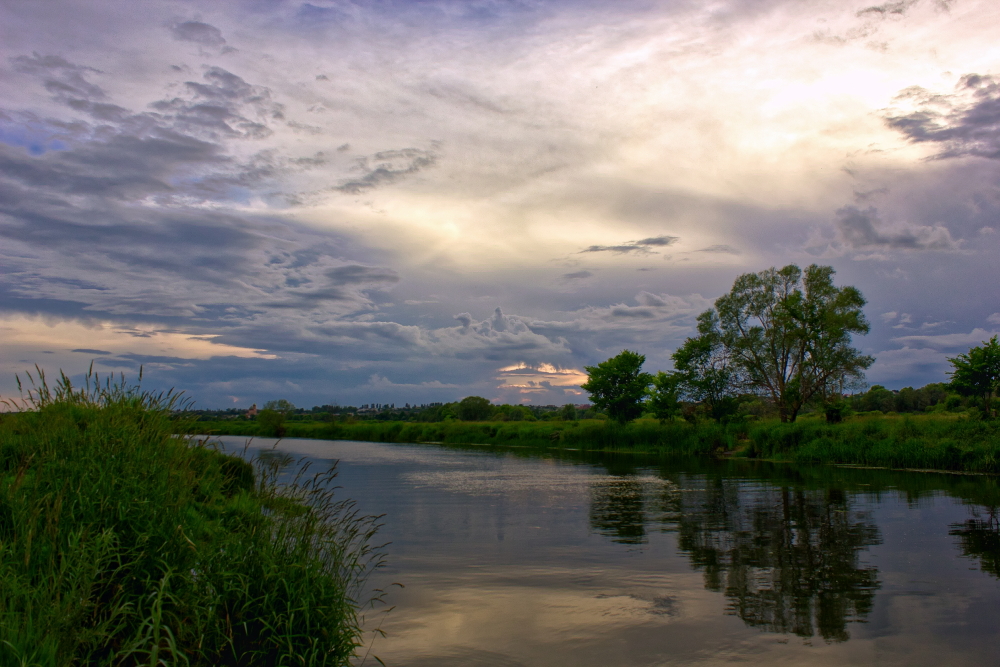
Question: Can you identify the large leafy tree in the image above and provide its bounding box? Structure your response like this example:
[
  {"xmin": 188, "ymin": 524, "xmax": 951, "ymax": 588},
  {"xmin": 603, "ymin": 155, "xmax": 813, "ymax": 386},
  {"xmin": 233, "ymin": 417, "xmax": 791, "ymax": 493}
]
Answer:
[
  {"xmin": 581, "ymin": 350, "xmax": 653, "ymax": 424},
  {"xmin": 948, "ymin": 336, "xmax": 1000, "ymax": 418},
  {"xmin": 712, "ymin": 264, "xmax": 872, "ymax": 422}
]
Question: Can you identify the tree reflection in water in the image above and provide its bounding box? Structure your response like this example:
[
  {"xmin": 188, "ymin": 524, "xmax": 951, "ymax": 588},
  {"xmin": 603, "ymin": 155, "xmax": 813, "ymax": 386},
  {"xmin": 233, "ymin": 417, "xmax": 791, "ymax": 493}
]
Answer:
[
  {"xmin": 950, "ymin": 507, "xmax": 1000, "ymax": 578},
  {"xmin": 590, "ymin": 474, "xmax": 881, "ymax": 642}
]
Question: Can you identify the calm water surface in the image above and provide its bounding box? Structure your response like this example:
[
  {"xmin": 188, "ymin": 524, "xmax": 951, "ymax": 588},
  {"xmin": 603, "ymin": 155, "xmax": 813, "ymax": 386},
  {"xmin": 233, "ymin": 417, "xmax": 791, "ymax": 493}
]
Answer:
[{"xmin": 219, "ymin": 436, "xmax": 1000, "ymax": 666}]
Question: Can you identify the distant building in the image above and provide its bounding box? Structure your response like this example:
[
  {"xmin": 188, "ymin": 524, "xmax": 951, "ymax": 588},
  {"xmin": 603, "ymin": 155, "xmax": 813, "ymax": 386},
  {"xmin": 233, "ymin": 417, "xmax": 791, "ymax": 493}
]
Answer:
[{"xmin": 246, "ymin": 403, "xmax": 258, "ymax": 418}]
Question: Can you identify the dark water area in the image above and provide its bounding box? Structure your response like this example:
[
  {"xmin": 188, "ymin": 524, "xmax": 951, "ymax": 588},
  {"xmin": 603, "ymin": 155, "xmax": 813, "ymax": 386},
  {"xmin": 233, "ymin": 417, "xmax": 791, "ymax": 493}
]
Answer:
[{"xmin": 217, "ymin": 436, "xmax": 1000, "ymax": 666}]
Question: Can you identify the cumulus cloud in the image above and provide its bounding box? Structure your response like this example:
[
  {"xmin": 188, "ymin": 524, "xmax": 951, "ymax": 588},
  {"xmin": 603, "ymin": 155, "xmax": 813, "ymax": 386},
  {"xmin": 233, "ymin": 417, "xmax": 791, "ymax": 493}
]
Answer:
[
  {"xmin": 835, "ymin": 205, "xmax": 960, "ymax": 252},
  {"xmin": 580, "ymin": 235, "xmax": 679, "ymax": 254}
]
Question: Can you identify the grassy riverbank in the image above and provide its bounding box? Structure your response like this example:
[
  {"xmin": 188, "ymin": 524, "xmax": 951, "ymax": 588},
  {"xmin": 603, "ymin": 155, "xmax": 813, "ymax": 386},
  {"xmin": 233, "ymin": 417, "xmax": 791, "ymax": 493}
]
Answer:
[
  {"xmin": 193, "ymin": 413, "xmax": 1000, "ymax": 473},
  {"xmin": 1, "ymin": 375, "xmax": 381, "ymax": 666}
]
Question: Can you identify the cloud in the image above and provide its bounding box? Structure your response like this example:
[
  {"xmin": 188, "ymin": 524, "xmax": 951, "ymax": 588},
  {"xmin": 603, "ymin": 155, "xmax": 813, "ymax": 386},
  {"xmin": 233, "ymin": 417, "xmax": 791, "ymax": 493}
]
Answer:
[
  {"xmin": 334, "ymin": 149, "xmax": 437, "ymax": 194},
  {"xmin": 171, "ymin": 21, "xmax": 227, "ymax": 48},
  {"xmin": 885, "ymin": 74, "xmax": 1000, "ymax": 160},
  {"xmin": 580, "ymin": 235, "xmax": 679, "ymax": 254},
  {"xmin": 325, "ymin": 265, "xmax": 400, "ymax": 285},
  {"xmin": 495, "ymin": 362, "xmax": 588, "ymax": 394},
  {"xmin": 856, "ymin": 1, "xmax": 917, "ymax": 18},
  {"xmin": 694, "ymin": 244, "xmax": 739, "ymax": 254},
  {"xmin": 1, "ymin": 57, "xmax": 297, "ymax": 207},
  {"xmin": 10, "ymin": 53, "xmax": 105, "ymax": 103},
  {"xmin": 891, "ymin": 327, "xmax": 999, "ymax": 352},
  {"xmin": 987, "ymin": 313, "xmax": 1000, "ymax": 325},
  {"xmin": 562, "ymin": 270, "xmax": 593, "ymax": 280},
  {"xmin": 311, "ymin": 307, "xmax": 571, "ymax": 363},
  {"xmin": 835, "ymin": 205, "xmax": 960, "ymax": 252},
  {"xmin": 150, "ymin": 66, "xmax": 285, "ymax": 140},
  {"xmin": 364, "ymin": 374, "xmax": 458, "ymax": 390}
]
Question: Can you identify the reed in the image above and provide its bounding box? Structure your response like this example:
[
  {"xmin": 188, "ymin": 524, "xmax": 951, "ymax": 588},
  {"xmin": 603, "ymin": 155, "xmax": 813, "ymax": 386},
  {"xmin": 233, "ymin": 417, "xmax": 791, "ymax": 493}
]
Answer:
[{"xmin": 0, "ymin": 367, "xmax": 383, "ymax": 666}]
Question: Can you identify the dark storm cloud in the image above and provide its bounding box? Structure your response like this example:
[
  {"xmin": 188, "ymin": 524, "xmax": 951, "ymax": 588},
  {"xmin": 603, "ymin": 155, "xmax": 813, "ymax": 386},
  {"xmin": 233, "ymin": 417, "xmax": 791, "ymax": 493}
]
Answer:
[
  {"xmin": 334, "ymin": 149, "xmax": 437, "ymax": 194},
  {"xmin": 835, "ymin": 205, "xmax": 960, "ymax": 251},
  {"xmin": 171, "ymin": 21, "xmax": 227, "ymax": 47},
  {"xmin": 885, "ymin": 74, "xmax": 1000, "ymax": 160},
  {"xmin": 580, "ymin": 234, "xmax": 679, "ymax": 254},
  {"xmin": 71, "ymin": 349, "xmax": 112, "ymax": 355}
]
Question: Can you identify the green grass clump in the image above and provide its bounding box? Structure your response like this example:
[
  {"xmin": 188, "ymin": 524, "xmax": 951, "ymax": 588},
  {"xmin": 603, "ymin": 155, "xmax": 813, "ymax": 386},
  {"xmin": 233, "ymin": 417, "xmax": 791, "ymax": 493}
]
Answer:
[{"xmin": 0, "ymin": 369, "xmax": 383, "ymax": 666}]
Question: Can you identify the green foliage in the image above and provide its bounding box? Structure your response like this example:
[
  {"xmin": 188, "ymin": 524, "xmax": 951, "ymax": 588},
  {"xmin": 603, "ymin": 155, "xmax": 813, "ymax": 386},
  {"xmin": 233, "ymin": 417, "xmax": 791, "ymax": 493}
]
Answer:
[
  {"xmin": 456, "ymin": 395, "xmax": 493, "ymax": 421},
  {"xmin": 671, "ymin": 310, "xmax": 741, "ymax": 422},
  {"xmin": 0, "ymin": 369, "xmax": 381, "ymax": 665},
  {"xmin": 559, "ymin": 403, "xmax": 578, "ymax": 421},
  {"xmin": 262, "ymin": 398, "xmax": 296, "ymax": 415},
  {"xmin": 581, "ymin": 350, "xmax": 653, "ymax": 424},
  {"xmin": 256, "ymin": 408, "xmax": 286, "ymax": 437},
  {"xmin": 194, "ymin": 410, "xmax": 1000, "ymax": 473},
  {"xmin": 647, "ymin": 371, "xmax": 682, "ymax": 423},
  {"xmin": 713, "ymin": 264, "xmax": 872, "ymax": 422},
  {"xmin": 948, "ymin": 336, "xmax": 1000, "ymax": 418}
]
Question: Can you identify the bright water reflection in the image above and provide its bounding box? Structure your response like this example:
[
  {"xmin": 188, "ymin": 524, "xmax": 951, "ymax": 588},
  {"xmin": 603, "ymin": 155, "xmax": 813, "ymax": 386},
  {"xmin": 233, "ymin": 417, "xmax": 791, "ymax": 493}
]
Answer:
[{"xmin": 218, "ymin": 437, "xmax": 1000, "ymax": 666}]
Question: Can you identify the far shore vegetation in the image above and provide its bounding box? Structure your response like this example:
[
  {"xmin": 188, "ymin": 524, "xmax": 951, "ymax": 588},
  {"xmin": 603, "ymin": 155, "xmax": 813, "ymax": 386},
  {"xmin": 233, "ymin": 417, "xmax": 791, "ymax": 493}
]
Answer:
[{"xmin": 190, "ymin": 263, "xmax": 1000, "ymax": 474}]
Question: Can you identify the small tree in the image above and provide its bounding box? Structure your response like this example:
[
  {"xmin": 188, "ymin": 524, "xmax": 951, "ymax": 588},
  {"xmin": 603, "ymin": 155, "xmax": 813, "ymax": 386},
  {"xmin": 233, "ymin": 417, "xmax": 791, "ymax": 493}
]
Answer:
[
  {"xmin": 257, "ymin": 409, "xmax": 286, "ymax": 437},
  {"xmin": 948, "ymin": 336, "xmax": 1000, "ymax": 419},
  {"xmin": 647, "ymin": 371, "xmax": 682, "ymax": 423},
  {"xmin": 456, "ymin": 395, "xmax": 493, "ymax": 421},
  {"xmin": 258, "ymin": 399, "xmax": 296, "ymax": 437},
  {"xmin": 559, "ymin": 403, "xmax": 578, "ymax": 421},
  {"xmin": 671, "ymin": 310, "xmax": 741, "ymax": 422},
  {"xmin": 581, "ymin": 350, "xmax": 653, "ymax": 424}
]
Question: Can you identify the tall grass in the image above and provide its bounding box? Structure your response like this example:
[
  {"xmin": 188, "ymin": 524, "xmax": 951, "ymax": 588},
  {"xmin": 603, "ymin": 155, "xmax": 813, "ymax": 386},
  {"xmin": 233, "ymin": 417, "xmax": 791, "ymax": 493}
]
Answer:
[
  {"xmin": 0, "ymin": 367, "xmax": 384, "ymax": 666},
  {"xmin": 194, "ymin": 412, "xmax": 1000, "ymax": 473}
]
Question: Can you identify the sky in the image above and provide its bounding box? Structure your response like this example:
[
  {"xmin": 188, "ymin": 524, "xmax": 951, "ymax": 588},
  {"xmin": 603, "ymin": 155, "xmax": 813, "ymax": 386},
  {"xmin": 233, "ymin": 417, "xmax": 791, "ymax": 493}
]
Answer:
[{"xmin": 2, "ymin": 0, "xmax": 999, "ymax": 409}]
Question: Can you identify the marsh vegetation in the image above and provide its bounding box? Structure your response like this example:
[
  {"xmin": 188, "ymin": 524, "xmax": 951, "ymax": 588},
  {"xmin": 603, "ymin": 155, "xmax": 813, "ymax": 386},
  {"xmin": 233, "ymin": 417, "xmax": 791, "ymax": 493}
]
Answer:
[{"xmin": 0, "ymin": 370, "xmax": 383, "ymax": 666}]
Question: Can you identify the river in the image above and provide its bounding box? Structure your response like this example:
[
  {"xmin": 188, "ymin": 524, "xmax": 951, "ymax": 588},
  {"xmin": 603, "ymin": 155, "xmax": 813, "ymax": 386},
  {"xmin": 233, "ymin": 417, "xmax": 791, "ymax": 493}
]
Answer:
[{"xmin": 218, "ymin": 436, "xmax": 1000, "ymax": 666}]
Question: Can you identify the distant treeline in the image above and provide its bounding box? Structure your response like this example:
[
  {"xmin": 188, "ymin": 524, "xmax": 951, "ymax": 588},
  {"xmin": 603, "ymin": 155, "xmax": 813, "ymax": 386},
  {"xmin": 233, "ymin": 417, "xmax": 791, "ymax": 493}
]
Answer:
[
  {"xmin": 189, "ymin": 397, "xmax": 602, "ymax": 424},
  {"xmin": 187, "ymin": 381, "xmax": 975, "ymax": 429}
]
